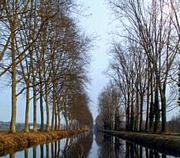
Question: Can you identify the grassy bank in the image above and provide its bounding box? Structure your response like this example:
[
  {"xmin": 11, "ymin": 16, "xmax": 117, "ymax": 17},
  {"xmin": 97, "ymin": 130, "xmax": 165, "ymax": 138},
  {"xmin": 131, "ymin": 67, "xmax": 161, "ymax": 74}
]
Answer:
[
  {"xmin": 101, "ymin": 130, "xmax": 180, "ymax": 156},
  {"xmin": 0, "ymin": 130, "xmax": 85, "ymax": 156}
]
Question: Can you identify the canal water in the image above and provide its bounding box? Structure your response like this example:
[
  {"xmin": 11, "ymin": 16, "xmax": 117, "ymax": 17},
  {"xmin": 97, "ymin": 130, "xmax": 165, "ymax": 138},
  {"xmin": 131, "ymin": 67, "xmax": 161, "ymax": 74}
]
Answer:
[{"xmin": 0, "ymin": 131, "xmax": 179, "ymax": 158}]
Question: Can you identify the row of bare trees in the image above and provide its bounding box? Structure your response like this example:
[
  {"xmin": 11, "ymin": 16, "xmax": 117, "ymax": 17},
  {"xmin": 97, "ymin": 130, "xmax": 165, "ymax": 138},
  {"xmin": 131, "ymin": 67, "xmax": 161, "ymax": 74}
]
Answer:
[
  {"xmin": 0, "ymin": 0, "xmax": 92, "ymax": 133},
  {"xmin": 97, "ymin": 83, "xmax": 123, "ymax": 130},
  {"xmin": 97, "ymin": 0, "xmax": 179, "ymax": 133}
]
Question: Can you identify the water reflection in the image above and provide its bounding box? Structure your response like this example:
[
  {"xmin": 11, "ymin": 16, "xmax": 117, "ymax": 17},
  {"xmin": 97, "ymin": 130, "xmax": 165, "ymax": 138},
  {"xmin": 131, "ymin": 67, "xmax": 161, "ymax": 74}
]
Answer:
[
  {"xmin": 0, "ymin": 132, "xmax": 179, "ymax": 158},
  {"xmin": 96, "ymin": 132, "xmax": 177, "ymax": 158},
  {"xmin": 125, "ymin": 142, "xmax": 169, "ymax": 158},
  {"xmin": 2, "ymin": 132, "xmax": 93, "ymax": 158},
  {"xmin": 61, "ymin": 133, "xmax": 93, "ymax": 158},
  {"xmin": 96, "ymin": 133, "xmax": 125, "ymax": 158}
]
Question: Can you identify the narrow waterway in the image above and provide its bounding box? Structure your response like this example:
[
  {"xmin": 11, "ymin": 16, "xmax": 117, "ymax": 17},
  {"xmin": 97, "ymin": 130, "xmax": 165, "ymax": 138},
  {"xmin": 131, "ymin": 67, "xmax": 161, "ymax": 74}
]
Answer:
[{"xmin": 0, "ymin": 131, "xmax": 179, "ymax": 158}]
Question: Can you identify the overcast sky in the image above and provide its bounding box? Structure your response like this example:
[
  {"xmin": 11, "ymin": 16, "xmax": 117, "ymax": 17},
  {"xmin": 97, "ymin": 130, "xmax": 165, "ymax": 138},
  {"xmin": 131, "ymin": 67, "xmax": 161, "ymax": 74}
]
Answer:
[{"xmin": 78, "ymin": 0, "xmax": 112, "ymax": 120}]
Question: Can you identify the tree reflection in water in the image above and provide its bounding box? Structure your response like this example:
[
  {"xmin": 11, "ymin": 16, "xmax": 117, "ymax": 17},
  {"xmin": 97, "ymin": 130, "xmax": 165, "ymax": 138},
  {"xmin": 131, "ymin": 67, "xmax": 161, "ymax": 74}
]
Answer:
[
  {"xmin": 96, "ymin": 133, "xmax": 171, "ymax": 158},
  {"xmin": 48, "ymin": 132, "xmax": 93, "ymax": 158},
  {"xmin": 125, "ymin": 142, "xmax": 168, "ymax": 158},
  {"xmin": 7, "ymin": 132, "xmax": 93, "ymax": 158},
  {"xmin": 6, "ymin": 132, "xmax": 176, "ymax": 158},
  {"xmin": 61, "ymin": 132, "xmax": 93, "ymax": 158},
  {"xmin": 96, "ymin": 133, "xmax": 125, "ymax": 158}
]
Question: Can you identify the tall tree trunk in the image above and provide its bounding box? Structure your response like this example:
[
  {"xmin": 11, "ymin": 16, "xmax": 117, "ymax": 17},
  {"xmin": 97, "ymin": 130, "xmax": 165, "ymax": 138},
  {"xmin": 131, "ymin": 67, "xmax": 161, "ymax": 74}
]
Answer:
[
  {"xmin": 57, "ymin": 98, "xmax": 61, "ymax": 130},
  {"xmin": 139, "ymin": 95, "xmax": 144, "ymax": 132},
  {"xmin": 149, "ymin": 75, "xmax": 154, "ymax": 131},
  {"xmin": 114, "ymin": 106, "xmax": 119, "ymax": 131},
  {"xmin": 51, "ymin": 104, "xmax": 55, "ymax": 130},
  {"xmin": 33, "ymin": 79, "xmax": 37, "ymax": 131},
  {"xmin": 10, "ymin": 22, "xmax": 17, "ymax": 133},
  {"xmin": 154, "ymin": 84, "xmax": 160, "ymax": 132},
  {"xmin": 161, "ymin": 89, "xmax": 167, "ymax": 132},
  {"xmin": 130, "ymin": 90, "xmax": 134, "ymax": 131},
  {"xmin": 45, "ymin": 83, "xmax": 50, "ymax": 131},
  {"xmin": 51, "ymin": 83, "xmax": 56, "ymax": 130},
  {"xmin": 145, "ymin": 90, "xmax": 149, "ymax": 131},
  {"xmin": 55, "ymin": 110, "xmax": 58, "ymax": 130},
  {"xmin": 126, "ymin": 92, "xmax": 130, "ymax": 131},
  {"xmin": 64, "ymin": 113, "xmax": 69, "ymax": 130},
  {"xmin": 134, "ymin": 91, "xmax": 139, "ymax": 132},
  {"xmin": 58, "ymin": 112, "xmax": 61, "ymax": 130},
  {"xmin": 145, "ymin": 68, "xmax": 150, "ymax": 131},
  {"xmin": 39, "ymin": 75, "xmax": 44, "ymax": 131},
  {"xmin": 25, "ymin": 80, "xmax": 30, "ymax": 132},
  {"xmin": 29, "ymin": 45, "xmax": 38, "ymax": 132}
]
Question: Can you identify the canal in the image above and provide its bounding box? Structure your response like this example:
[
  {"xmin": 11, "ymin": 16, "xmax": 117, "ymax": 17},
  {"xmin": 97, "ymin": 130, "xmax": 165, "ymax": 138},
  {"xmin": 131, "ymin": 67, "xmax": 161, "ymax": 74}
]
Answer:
[{"xmin": 0, "ymin": 131, "xmax": 179, "ymax": 158}]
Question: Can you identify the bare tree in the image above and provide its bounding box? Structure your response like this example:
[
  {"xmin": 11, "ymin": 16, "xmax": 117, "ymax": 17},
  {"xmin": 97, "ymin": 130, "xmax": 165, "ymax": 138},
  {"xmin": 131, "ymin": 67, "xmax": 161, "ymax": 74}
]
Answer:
[{"xmin": 108, "ymin": 0, "xmax": 180, "ymax": 132}]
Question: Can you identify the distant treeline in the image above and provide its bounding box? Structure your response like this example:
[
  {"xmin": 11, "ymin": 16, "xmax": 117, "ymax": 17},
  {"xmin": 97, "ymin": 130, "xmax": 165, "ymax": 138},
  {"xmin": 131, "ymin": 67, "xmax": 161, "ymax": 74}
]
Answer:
[{"xmin": 168, "ymin": 115, "xmax": 180, "ymax": 133}]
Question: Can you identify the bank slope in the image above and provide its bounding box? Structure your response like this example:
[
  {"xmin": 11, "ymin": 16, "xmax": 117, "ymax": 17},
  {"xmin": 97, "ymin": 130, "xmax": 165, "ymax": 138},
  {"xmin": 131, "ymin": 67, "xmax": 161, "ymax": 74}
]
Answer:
[
  {"xmin": 101, "ymin": 130, "xmax": 180, "ymax": 156},
  {"xmin": 0, "ymin": 130, "xmax": 85, "ymax": 156}
]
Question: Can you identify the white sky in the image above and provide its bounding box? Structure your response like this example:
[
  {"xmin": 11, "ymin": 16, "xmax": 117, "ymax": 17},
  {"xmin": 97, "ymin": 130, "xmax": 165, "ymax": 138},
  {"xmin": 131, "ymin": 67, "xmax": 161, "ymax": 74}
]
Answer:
[{"xmin": 78, "ymin": 0, "xmax": 112, "ymax": 119}]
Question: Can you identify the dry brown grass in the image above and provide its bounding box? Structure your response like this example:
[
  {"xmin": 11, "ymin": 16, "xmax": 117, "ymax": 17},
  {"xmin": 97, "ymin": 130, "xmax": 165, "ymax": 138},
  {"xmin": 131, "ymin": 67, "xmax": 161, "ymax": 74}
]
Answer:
[{"xmin": 0, "ymin": 130, "xmax": 83, "ymax": 156}]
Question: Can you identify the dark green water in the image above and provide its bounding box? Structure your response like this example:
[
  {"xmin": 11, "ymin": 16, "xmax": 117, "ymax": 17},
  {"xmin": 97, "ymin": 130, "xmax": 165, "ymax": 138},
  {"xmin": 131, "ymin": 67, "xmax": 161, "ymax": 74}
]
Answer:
[{"xmin": 0, "ymin": 131, "xmax": 179, "ymax": 158}]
